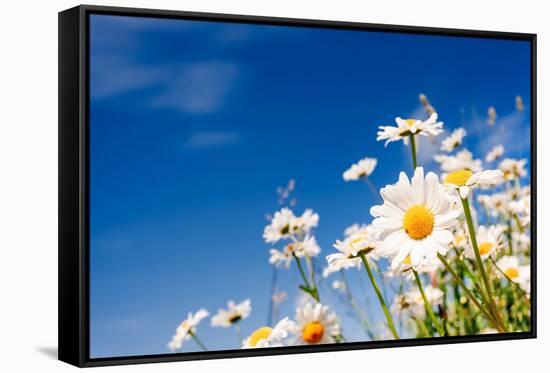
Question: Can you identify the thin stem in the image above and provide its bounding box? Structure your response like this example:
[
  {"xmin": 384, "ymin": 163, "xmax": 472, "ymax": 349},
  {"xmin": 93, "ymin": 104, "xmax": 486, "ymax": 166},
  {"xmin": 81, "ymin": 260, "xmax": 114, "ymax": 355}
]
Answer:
[
  {"xmin": 409, "ymin": 134, "xmax": 418, "ymax": 170},
  {"xmin": 267, "ymin": 267, "xmax": 277, "ymax": 325},
  {"xmin": 189, "ymin": 332, "xmax": 208, "ymax": 351},
  {"xmin": 413, "ymin": 269, "xmax": 445, "ymax": 336},
  {"xmin": 438, "ymin": 253, "xmax": 504, "ymax": 332},
  {"xmin": 293, "ymin": 254, "xmax": 319, "ymax": 302},
  {"xmin": 294, "ymin": 254, "xmax": 311, "ymax": 288},
  {"xmin": 460, "ymin": 196, "xmax": 505, "ymax": 329},
  {"xmin": 359, "ymin": 252, "xmax": 400, "ymax": 339},
  {"xmin": 364, "ymin": 178, "xmax": 382, "ymax": 202},
  {"xmin": 339, "ymin": 270, "xmax": 376, "ymax": 339}
]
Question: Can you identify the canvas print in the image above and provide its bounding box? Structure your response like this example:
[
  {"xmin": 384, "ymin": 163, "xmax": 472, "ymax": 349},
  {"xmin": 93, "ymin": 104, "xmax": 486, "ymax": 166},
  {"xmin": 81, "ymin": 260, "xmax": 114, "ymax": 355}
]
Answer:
[{"xmin": 88, "ymin": 14, "xmax": 532, "ymax": 358}]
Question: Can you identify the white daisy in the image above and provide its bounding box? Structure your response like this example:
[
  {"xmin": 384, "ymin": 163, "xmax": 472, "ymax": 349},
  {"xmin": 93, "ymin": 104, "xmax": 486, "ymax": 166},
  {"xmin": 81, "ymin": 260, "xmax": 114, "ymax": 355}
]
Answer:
[
  {"xmin": 485, "ymin": 145, "xmax": 504, "ymax": 162},
  {"xmin": 434, "ymin": 149, "xmax": 482, "ymax": 173},
  {"xmin": 270, "ymin": 235, "xmax": 321, "ymax": 268},
  {"xmin": 167, "ymin": 308, "xmax": 209, "ymax": 351},
  {"xmin": 452, "ymin": 226, "xmax": 469, "ymax": 249},
  {"xmin": 293, "ymin": 209, "xmax": 320, "ymax": 234},
  {"xmin": 263, "ymin": 208, "xmax": 319, "ymax": 243},
  {"xmin": 384, "ymin": 254, "xmax": 441, "ymax": 280},
  {"xmin": 324, "ymin": 225, "xmax": 379, "ymax": 277},
  {"xmin": 243, "ymin": 317, "xmax": 295, "ymax": 348},
  {"xmin": 343, "ymin": 223, "xmax": 370, "ymax": 237},
  {"xmin": 443, "ymin": 169, "xmax": 503, "ymax": 198},
  {"xmin": 211, "ymin": 299, "xmax": 251, "ymax": 327},
  {"xmin": 440, "ymin": 127, "xmax": 466, "ymax": 152},
  {"xmin": 291, "ymin": 303, "xmax": 340, "ymax": 345},
  {"xmin": 391, "ymin": 286, "xmax": 444, "ymax": 319},
  {"xmin": 496, "ymin": 256, "xmax": 530, "ymax": 292},
  {"xmin": 377, "ymin": 112, "xmax": 443, "ymax": 146},
  {"xmin": 465, "ymin": 225, "xmax": 504, "ymax": 261},
  {"xmin": 477, "ymin": 192, "xmax": 509, "ymax": 218},
  {"xmin": 263, "ymin": 207, "xmax": 295, "ymax": 243},
  {"xmin": 370, "ymin": 167, "xmax": 460, "ymax": 269},
  {"xmin": 343, "ymin": 157, "xmax": 377, "ymax": 181},
  {"xmin": 498, "ymin": 158, "xmax": 528, "ymax": 180}
]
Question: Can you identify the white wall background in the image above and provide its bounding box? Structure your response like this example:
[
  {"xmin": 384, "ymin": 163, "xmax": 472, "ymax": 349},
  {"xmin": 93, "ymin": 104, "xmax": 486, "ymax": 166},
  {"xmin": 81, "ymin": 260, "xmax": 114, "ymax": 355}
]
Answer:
[{"xmin": 0, "ymin": 0, "xmax": 546, "ymax": 371}]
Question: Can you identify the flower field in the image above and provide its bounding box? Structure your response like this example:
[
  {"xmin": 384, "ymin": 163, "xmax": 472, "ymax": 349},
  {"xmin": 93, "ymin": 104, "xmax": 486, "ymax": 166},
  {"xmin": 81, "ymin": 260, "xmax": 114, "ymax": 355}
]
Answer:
[{"xmin": 167, "ymin": 95, "xmax": 531, "ymax": 352}]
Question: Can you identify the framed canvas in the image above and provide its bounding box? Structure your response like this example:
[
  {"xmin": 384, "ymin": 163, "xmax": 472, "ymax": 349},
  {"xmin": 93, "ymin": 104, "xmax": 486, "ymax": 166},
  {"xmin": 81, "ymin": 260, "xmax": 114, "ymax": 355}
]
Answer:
[{"xmin": 58, "ymin": 4, "xmax": 537, "ymax": 367}]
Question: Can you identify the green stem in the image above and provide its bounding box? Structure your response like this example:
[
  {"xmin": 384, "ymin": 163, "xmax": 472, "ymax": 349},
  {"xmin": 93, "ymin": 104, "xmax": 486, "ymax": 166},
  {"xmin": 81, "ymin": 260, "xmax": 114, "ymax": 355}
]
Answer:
[
  {"xmin": 294, "ymin": 254, "xmax": 319, "ymax": 302},
  {"xmin": 460, "ymin": 196, "xmax": 505, "ymax": 330},
  {"xmin": 438, "ymin": 253, "xmax": 504, "ymax": 332},
  {"xmin": 413, "ymin": 269, "xmax": 445, "ymax": 336},
  {"xmin": 409, "ymin": 134, "xmax": 418, "ymax": 170},
  {"xmin": 359, "ymin": 252, "xmax": 400, "ymax": 339},
  {"xmin": 339, "ymin": 271, "xmax": 376, "ymax": 339},
  {"xmin": 189, "ymin": 331, "xmax": 208, "ymax": 351}
]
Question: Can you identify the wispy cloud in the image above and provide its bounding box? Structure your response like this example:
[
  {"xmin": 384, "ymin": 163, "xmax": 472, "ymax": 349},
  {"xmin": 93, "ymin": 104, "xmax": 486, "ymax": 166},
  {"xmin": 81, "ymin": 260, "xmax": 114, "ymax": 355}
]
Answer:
[
  {"xmin": 183, "ymin": 131, "xmax": 240, "ymax": 150},
  {"xmin": 475, "ymin": 111, "xmax": 529, "ymax": 156},
  {"xmin": 152, "ymin": 62, "xmax": 238, "ymax": 114},
  {"xmin": 90, "ymin": 56, "xmax": 170, "ymax": 99}
]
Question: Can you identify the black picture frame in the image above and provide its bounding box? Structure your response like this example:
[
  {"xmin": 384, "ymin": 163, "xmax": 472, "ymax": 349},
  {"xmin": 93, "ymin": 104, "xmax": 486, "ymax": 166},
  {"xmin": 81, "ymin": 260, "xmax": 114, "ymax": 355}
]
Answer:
[{"xmin": 58, "ymin": 4, "xmax": 537, "ymax": 368}]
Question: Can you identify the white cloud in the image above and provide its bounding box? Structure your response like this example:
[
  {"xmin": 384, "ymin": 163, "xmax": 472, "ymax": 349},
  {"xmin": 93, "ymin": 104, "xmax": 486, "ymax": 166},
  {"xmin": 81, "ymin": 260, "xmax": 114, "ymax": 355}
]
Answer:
[
  {"xmin": 90, "ymin": 56, "xmax": 170, "ymax": 99},
  {"xmin": 152, "ymin": 62, "xmax": 238, "ymax": 114},
  {"xmin": 183, "ymin": 131, "xmax": 240, "ymax": 149},
  {"xmin": 476, "ymin": 111, "xmax": 530, "ymax": 156}
]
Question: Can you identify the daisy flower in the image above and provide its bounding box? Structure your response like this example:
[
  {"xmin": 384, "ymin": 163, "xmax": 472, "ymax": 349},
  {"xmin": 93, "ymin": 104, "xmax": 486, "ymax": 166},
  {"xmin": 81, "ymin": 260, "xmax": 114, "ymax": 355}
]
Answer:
[
  {"xmin": 452, "ymin": 226, "xmax": 469, "ymax": 248},
  {"xmin": 377, "ymin": 112, "xmax": 443, "ymax": 146},
  {"xmin": 243, "ymin": 317, "xmax": 294, "ymax": 348},
  {"xmin": 496, "ymin": 256, "xmax": 530, "ymax": 292},
  {"xmin": 440, "ymin": 127, "xmax": 466, "ymax": 152},
  {"xmin": 485, "ymin": 145, "xmax": 504, "ymax": 162},
  {"xmin": 167, "ymin": 308, "xmax": 209, "ymax": 351},
  {"xmin": 293, "ymin": 209, "xmax": 320, "ymax": 234},
  {"xmin": 263, "ymin": 207, "xmax": 295, "ymax": 243},
  {"xmin": 263, "ymin": 208, "xmax": 319, "ymax": 243},
  {"xmin": 498, "ymin": 158, "xmax": 528, "ymax": 180},
  {"xmin": 211, "ymin": 299, "xmax": 251, "ymax": 327},
  {"xmin": 270, "ymin": 235, "xmax": 321, "ymax": 268},
  {"xmin": 324, "ymin": 225, "xmax": 379, "ymax": 277},
  {"xmin": 343, "ymin": 157, "xmax": 377, "ymax": 181},
  {"xmin": 443, "ymin": 168, "xmax": 503, "ymax": 198},
  {"xmin": 391, "ymin": 286, "xmax": 444, "ymax": 319},
  {"xmin": 370, "ymin": 167, "xmax": 460, "ymax": 269},
  {"xmin": 384, "ymin": 254, "xmax": 441, "ymax": 280},
  {"xmin": 291, "ymin": 303, "xmax": 340, "ymax": 345},
  {"xmin": 465, "ymin": 225, "xmax": 504, "ymax": 260},
  {"xmin": 477, "ymin": 192, "xmax": 509, "ymax": 218},
  {"xmin": 434, "ymin": 149, "xmax": 482, "ymax": 173},
  {"xmin": 343, "ymin": 223, "xmax": 369, "ymax": 237}
]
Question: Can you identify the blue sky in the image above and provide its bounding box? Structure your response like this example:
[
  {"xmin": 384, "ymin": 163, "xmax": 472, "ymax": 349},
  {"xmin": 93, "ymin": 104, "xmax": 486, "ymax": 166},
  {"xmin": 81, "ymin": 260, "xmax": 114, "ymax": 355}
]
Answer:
[{"xmin": 88, "ymin": 14, "xmax": 531, "ymax": 358}]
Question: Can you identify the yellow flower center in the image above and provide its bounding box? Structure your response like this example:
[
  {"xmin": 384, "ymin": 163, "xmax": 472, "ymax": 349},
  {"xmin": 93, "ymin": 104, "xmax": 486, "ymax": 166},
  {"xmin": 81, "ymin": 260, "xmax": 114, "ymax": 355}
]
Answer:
[
  {"xmin": 403, "ymin": 205, "xmax": 435, "ymax": 240},
  {"xmin": 455, "ymin": 234, "xmax": 465, "ymax": 246},
  {"xmin": 504, "ymin": 268, "xmax": 519, "ymax": 279},
  {"xmin": 179, "ymin": 320, "xmax": 189, "ymax": 329},
  {"xmin": 404, "ymin": 119, "xmax": 418, "ymax": 127},
  {"xmin": 402, "ymin": 255, "xmax": 412, "ymax": 265},
  {"xmin": 248, "ymin": 326, "xmax": 272, "ymax": 347},
  {"xmin": 478, "ymin": 241, "xmax": 494, "ymax": 256},
  {"xmin": 444, "ymin": 169, "xmax": 473, "ymax": 186},
  {"xmin": 303, "ymin": 321, "xmax": 324, "ymax": 343}
]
